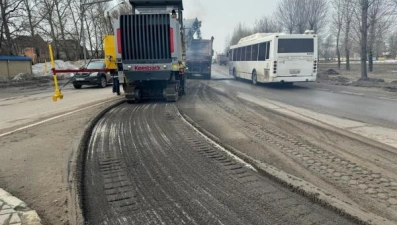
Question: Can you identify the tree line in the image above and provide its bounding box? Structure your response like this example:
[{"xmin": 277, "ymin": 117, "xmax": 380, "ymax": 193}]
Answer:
[
  {"xmin": 0, "ymin": 0, "xmax": 131, "ymax": 60},
  {"xmin": 225, "ymin": 0, "xmax": 397, "ymax": 80}
]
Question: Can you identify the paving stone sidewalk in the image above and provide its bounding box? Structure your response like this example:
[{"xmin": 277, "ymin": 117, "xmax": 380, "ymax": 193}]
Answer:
[{"xmin": 0, "ymin": 189, "xmax": 41, "ymax": 225}]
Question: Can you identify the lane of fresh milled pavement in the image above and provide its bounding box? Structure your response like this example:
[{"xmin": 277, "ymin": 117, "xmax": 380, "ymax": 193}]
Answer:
[{"xmin": 211, "ymin": 66, "xmax": 397, "ymax": 129}]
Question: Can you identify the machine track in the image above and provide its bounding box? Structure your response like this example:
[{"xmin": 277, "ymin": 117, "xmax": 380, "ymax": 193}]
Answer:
[{"xmin": 83, "ymin": 103, "xmax": 354, "ymax": 225}]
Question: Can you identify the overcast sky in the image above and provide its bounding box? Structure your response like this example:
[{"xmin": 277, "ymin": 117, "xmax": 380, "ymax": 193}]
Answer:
[
  {"xmin": 112, "ymin": 0, "xmax": 280, "ymax": 54},
  {"xmin": 183, "ymin": 0, "xmax": 280, "ymax": 54}
]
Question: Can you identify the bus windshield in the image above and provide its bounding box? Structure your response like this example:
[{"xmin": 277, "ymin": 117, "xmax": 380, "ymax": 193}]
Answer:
[{"xmin": 278, "ymin": 39, "xmax": 314, "ymax": 53}]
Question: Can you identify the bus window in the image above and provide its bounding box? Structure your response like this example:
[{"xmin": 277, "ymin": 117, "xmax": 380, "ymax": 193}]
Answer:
[
  {"xmin": 246, "ymin": 45, "xmax": 252, "ymax": 61},
  {"xmin": 233, "ymin": 49, "xmax": 237, "ymax": 61},
  {"xmin": 241, "ymin": 47, "xmax": 246, "ymax": 61},
  {"xmin": 266, "ymin": 42, "xmax": 270, "ymax": 59},
  {"xmin": 258, "ymin": 43, "xmax": 267, "ymax": 61},
  {"xmin": 278, "ymin": 39, "xmax": 314, "ymax": 53},
  {"xmin": 252, "ymin": 44, "xmax": 258, "ymax": 61}
]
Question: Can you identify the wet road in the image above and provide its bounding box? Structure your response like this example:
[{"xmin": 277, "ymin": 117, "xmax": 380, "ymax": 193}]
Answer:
[
  {"xmin": 211, "ymin": 66, "xmax": 397, "ymax": 129},
  {"xmin": 84, "ymin": 103, "xmax": 355, "ymax": 225}
]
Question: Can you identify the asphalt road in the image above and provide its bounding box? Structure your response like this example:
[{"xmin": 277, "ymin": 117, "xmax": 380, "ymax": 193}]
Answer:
[
  {"xmin": 211, "ymin": 66, "xmax": 397, "ymax": 129},
  {"xmin": 0, "ymin": 84, "xmax": 116, "ymax": 133},
  {"xmin": 84, "ymin": 103, "xmax": 355, "ymax": 225}
]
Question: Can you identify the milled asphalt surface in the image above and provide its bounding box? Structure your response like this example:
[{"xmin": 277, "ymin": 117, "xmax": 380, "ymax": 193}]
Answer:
[
  {"xmin": 84, "ymin": 102, "xmax": 355, "ymax": 225},
  {"xmin": 211, "ymin": 66, "xmax": 397, "ymax": 129}
]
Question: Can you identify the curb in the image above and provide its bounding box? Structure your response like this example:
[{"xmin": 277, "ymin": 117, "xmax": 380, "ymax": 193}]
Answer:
[
  {"xmin": 179, "ymin": 110, "xmax": 395, "ymax": 225},
  {"xmin": 76, "ymin": 99, "xmax": 126, "ymax": 224},
  {"xmin": 0, "ymin": 189, "xmax": 42, "ymax": 225}
]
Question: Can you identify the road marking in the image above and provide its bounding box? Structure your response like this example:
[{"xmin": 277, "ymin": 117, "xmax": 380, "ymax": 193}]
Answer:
[
  {"xmin": 0, "ymin": 98, "xmax": 118, "ymax": 138},
  {"xmin": 339, "ymin": 91, "xmax": 365, "ymax": 96}
]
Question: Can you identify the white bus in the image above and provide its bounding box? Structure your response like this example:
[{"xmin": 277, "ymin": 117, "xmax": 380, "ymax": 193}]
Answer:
[{"xmin": 228, "ymin": 31, "xmax": 318, "ymax": 85}]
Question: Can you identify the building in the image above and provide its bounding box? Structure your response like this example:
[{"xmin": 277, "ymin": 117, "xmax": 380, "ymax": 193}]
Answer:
[{"xmin": 12, "ymin": 35, "xmax": 49, "ymax": 64}]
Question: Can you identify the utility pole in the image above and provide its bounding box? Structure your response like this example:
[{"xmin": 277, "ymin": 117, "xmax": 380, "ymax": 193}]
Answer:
[{"xmin": 80, "ymin": 0, "xmax": 112, "ymax": 64}]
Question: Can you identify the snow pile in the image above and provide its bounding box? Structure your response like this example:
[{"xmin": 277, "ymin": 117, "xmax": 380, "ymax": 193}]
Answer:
[
  {"xmin": 13, "ymin": 73, "xmax": 31, "ymax": 81},
  {"xmin": 32, "ymin": 60, "xmax": 79, "ymax": 78}
]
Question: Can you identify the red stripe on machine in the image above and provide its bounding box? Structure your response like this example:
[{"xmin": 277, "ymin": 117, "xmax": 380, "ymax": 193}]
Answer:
[{"xmin": 170, "ymin": 28, "xmax": 174, "ymax": 53}]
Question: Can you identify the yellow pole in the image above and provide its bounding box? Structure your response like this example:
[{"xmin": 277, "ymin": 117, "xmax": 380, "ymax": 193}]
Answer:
[{"xmin": 48, "ymin": 44, "xmax": 63, "ymax": 102}]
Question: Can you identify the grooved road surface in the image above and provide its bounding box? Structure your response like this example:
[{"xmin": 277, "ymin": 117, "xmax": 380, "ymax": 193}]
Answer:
[{"xmin": 84, "ymin": 103, "xmax": 354, "ymax": 225}]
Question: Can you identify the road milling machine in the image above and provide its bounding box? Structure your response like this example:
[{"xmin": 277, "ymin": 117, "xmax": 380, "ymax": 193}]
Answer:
[{"xmin": 114, "ymin": 0, "xmax": 186, "ymax": 102}]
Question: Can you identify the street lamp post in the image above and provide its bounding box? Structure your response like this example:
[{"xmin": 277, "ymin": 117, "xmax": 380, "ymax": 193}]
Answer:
[{"xmin": 80, "ymin": 0, "xmax": 113, "ymax": 64}]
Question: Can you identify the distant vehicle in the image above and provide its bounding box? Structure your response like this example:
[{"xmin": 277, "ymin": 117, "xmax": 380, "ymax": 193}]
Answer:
[
  {"xmin": 217, "ymin": 54, "xmax": 228, "ymax": 66},
  {"xmin": 185, "ymin": 37, "xmax": 214, "ymax": 80},
  {"xmin": 228, "ymin": 30, "xmax": 318, "ymax": 85},
  {"xmin": 72, "ymin": 60, "xmax": 112, "ymax": 89}
]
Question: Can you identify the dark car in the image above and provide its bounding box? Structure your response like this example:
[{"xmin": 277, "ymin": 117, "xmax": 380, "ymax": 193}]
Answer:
[{"xmin": 72, "ymin": 60, "xmax": 112, "ymax": 89}]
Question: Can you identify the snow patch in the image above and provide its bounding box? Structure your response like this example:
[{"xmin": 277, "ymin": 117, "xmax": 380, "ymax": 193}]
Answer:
[{"xmin": 32, "ymin": 60, "xmax": 84, "ymax": 78}]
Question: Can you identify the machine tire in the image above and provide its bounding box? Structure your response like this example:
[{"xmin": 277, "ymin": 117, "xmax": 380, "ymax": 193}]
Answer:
[
  {"xmin": 98, "ymin": 76, "xmax": 107, "ymax": 88},
  {"xmin": 205, "ymin": 73, "xmax": 211, "ymax": 80},
  {"xmin": 252, "ymin": 71, "xmax": 258, "ymax": 85},
  {"xmin": 73, "ymin": 84, "xmax": 82, "ymax": 89}
]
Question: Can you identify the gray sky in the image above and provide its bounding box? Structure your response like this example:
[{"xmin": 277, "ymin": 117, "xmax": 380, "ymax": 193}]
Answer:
[
  {"xmin": 111, "ymin": 0, "xmax": 280, "ymax": 54},
  {"xmin": 183, "ymin": 0, "xmax": 280, "ymax": 54}
]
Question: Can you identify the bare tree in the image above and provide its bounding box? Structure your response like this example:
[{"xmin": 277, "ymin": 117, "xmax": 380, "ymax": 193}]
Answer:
[
  {"xmin": 66, "ymin": 0, "xmax": 83, "ymax": 59},
  {"xmin": 0, "ymin": 0, "xmax": 24, "ymax": 54},
  {"xmin": 275, "ymin": 0, "xmax": 296, "ymax": 34},
  {"xmin": 36, "ymin": 0, "xmax": 59, "ymax": 58},
  {"xmin": 332, "ymin": 0, "xmax": 344, "ymax": 69},
  {"xmin": 228, "ymin": 23, "xmax": 252, "ymax": 46},
  {"xmin": 343, "ymin": 0, "xmax": 354, "ymax": 70},
  {"xmin": 358, "ymin": 0, "xmax": 376, "ymax": 80},
  {"xmin": 388, "ymin": 31, "xmax": 397, "ymax": 58},
  {"xmin": 276, "ymin": 0, "xmax": 329, "ymax": 34},
  {"xmin": 306, "ymin": 0, "xmax": 328, "ymax": 34},
  {"xmin": 367, "ymin": 0, "xmax": 395, "ymax": 72},
  {"xmin": 320, "ymin": 34, "xmax": 335, "ymax": 61},
  {"xmin": 253, "ymin": 15, "xmax": 282, "ymax": 33},
  {"xmin": 53, "ymin": 0, "xmax": 71, "ymax": 59},
  {"xmin": 21, "ymin": 0, "xmax": 44, "ymax": 37},
  {"xmin": 294, "ymin": 0, "xmax": 309, "ymax": 34}
]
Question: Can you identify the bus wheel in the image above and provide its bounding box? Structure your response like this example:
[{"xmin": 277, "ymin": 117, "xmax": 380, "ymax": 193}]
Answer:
[{"xmin": 252, "ymin": 71, "xmax": 258, "ymax": 85}]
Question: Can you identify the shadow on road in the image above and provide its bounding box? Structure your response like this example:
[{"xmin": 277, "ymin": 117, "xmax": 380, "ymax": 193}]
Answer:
[{"xmin": 228, "ymin": 78, "xmax": 310, "ymax": 90}]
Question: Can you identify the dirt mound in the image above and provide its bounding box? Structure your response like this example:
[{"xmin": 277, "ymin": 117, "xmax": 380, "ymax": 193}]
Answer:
[
  {"xmin": 358, "ymin": 77, "xmax": 385, "ymax": 82},
  {"xmin": 328, "ymin": 76, "xmax": 350, "ymax": 84},
  {"xmin": 325, "ymin": 69, "xmax": 340, "ymax": 75},
  {"xmin": 349, "ymin": 77, "xmax": 397, "ymax": 92}
]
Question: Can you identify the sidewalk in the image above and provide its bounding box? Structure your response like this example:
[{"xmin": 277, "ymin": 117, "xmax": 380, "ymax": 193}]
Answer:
[{"xmin": 0, "ymin": 189, "xmax": 41, "ymax": 225}]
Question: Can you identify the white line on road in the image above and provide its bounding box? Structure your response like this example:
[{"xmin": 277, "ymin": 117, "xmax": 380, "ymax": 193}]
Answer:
[
  {"xmin": 339, "ymin": 91, "xmax": 365, "ymax": 96},
  {"xmin": 0, "ymin": 98, "xmax": 118, "ymax": 138}
]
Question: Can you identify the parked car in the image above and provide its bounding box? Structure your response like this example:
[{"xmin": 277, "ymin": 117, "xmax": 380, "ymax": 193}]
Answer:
[{"xmin": 72, "ymin": 60, "xmax": 112, "ymax": 89}]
